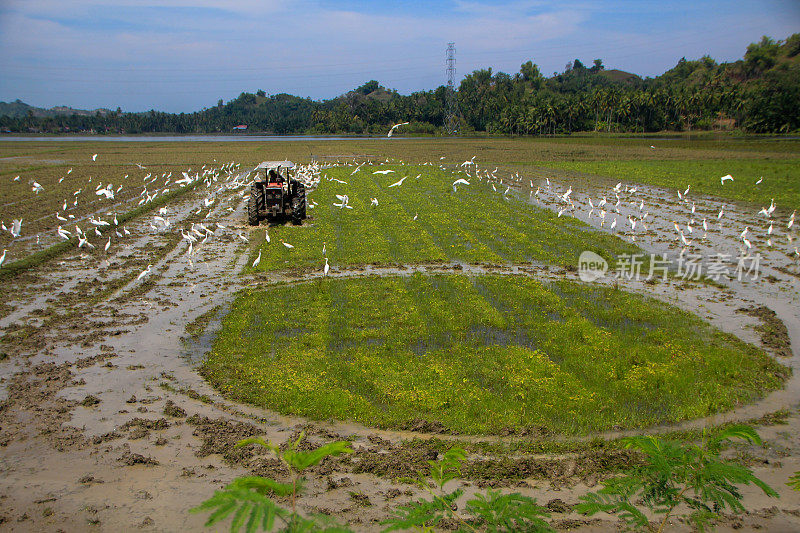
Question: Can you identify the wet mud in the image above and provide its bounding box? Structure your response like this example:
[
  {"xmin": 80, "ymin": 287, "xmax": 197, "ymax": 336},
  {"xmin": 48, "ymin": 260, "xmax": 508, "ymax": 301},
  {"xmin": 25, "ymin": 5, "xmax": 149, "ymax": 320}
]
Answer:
[{"xmin": 0, "ymin": 162, "xmax": 798, "ymax": 531}]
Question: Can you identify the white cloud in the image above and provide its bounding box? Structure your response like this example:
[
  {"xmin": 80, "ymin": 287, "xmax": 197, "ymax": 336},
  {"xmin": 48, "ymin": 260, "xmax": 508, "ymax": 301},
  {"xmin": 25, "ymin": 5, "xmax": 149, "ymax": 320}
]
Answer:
[{"xmin": 0, "ymin": 0, "xmax": 796, "ymax": 112}]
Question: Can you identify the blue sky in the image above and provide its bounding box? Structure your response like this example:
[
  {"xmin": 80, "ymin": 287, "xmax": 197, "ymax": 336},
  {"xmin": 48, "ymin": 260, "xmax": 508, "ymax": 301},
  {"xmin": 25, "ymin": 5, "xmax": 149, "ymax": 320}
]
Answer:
[{"xmin": 0, "ymin": 0, "xmax": 798, "ymax": 113}]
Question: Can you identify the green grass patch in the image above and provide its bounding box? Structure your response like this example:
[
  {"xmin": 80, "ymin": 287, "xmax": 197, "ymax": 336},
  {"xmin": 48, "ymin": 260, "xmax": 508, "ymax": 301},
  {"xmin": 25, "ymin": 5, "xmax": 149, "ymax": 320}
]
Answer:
[
  {"xmin": 533, "ymin": 159, "xmax": 800, "ymax": 212},
  {"xmin": 250, "ymin": 164, "xmax": 644, "ymax": 271},
  {"xmin": 202, "ymin": 274, "xmax": 789, "ymax": 435}
]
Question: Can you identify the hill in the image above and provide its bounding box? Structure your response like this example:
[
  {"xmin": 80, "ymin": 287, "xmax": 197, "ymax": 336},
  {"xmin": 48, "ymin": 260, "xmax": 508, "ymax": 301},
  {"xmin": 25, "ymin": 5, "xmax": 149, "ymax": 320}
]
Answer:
[
  {"xmin": 0, "ymin": 33, "xmax": 797, "ymax": 135},
  {"xmin": 0, "ymin": 99, "xmax": 112, "ymax": 119}
]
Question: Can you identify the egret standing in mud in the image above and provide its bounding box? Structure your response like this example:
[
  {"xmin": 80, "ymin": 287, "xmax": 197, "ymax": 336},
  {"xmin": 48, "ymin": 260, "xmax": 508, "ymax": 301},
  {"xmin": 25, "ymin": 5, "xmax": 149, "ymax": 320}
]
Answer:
[
  {"xmin": 323, "ymin": 257, "xmax": 329, "ymax": 277},
  {"xmin": 137, "ymin": 264, "xmax": 152, "ymax": 281},
  {"xmin": 0, "ymin": 249, "xmax": 7, "ymax": 267}
]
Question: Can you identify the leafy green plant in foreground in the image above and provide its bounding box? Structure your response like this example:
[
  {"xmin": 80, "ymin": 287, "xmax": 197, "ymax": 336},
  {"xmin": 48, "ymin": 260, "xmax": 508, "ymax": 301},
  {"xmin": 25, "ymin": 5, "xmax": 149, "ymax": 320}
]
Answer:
[
  {"xmin": 381, "ymin": 446, "xmax": 552, "ymax": 532},
  {"xmin": 191, "ymin": 433, "xmax": 353, "ymax": 532},
  {"xmin": 788, "ymin": 471, "xmax": 800, "ymax": 491},
  {"xmin": 576, "ymin": 424, "xmax": 777, "ymax": 532}
]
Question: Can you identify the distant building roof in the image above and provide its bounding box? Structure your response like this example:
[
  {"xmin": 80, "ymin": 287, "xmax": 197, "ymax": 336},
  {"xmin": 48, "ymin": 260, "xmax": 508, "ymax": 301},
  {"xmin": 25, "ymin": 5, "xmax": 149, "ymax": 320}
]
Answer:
[{"xmin": 232, "ymin": 125, "xmax": 248, "ymax": 130}]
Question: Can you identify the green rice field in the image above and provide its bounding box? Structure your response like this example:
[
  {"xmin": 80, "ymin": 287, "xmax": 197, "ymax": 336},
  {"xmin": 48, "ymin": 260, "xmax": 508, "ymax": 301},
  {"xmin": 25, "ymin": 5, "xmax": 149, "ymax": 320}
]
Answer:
[{"xmin": 202, "ymin": 274, "xmax": 788, "ymax": 435}]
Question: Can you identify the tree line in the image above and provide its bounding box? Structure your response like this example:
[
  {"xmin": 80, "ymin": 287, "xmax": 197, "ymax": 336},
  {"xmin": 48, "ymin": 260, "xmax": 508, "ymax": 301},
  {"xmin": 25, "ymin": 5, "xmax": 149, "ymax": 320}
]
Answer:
[{"xmin": 2, "ymin": 34, "xmax": 798, "ymax": 136}]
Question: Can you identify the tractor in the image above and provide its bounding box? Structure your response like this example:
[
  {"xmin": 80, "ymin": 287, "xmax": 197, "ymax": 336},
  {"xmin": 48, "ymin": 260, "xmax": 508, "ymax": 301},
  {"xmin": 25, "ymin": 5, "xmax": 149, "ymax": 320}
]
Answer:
[{"xmin": 247, "ymin": 161, "xmax": 307, "ymax": 226}]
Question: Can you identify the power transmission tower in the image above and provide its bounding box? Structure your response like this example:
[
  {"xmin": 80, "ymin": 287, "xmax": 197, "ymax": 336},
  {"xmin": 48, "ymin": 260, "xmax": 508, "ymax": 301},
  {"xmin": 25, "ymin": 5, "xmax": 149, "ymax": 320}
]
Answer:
[{"xmin": 445, "ymin": 42, "xmax": 458, "ymax": 135}]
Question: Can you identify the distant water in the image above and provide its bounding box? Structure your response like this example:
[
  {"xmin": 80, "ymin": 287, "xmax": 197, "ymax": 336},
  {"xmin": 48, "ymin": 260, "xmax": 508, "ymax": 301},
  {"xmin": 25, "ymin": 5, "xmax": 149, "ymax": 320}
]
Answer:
[{"xmin": 0, "ymin": 135, "xmax": 420, "ymax": 142}]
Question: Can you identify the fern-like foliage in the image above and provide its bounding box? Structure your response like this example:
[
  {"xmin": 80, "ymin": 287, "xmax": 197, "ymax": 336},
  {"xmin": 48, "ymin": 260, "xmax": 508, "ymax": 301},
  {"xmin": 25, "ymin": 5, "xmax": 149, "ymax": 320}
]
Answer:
[
  {"xmin": 283, "ymin": 439, "xmax": 354, "ymax": 471},
  {"xmin": 788, "ymin": 471, "xmax": 800, "ymax": 491},
  {"xmin": 429, "ymin": 446, "xmax": 466, "ymax": 490},
  {"xmin": 576, "ymin": 424, "xmax": 777, "ymax": 532},
  {"xmin": 381, "ymin": 446, "xmax": 552, "ymax": 533},
  {"xmin": 192, "ymin": 433, "xmax": 353, "ymax": 532},
  {"xmin": 466, "ymin": 489, "xmax": 552, "ymax": 532},
  {"xmin": 382, "ymin": 488, "xmax": 463, "ymax": 532},
  {"xmin": 190, "ymin": 480, "xmax": 288, "ymax": 533}
]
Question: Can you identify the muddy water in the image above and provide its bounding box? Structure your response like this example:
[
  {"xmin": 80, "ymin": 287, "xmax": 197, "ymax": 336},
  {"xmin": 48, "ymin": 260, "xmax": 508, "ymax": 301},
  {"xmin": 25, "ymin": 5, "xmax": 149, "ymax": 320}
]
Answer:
[{"xmin": 0, "ymin": 162, "xmax": 798, "ymax": 531}]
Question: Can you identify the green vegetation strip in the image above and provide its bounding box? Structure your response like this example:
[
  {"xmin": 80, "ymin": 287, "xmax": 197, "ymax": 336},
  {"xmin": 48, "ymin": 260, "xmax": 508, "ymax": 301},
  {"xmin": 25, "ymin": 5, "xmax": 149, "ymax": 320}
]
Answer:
[
  {"xmin": 251, "ymin": 164, "xmax": 643, "ymax": 272},
  {"xmin": 0, "ymin": 178, "xmax": 203, "ymax": 279},
  {"xmin": 534, "ymin": 159, "xmax": 800, "ymax": 211},
  {"xmin": 202, "ymin": 274, "xmax": 788, "ymax": 435}
]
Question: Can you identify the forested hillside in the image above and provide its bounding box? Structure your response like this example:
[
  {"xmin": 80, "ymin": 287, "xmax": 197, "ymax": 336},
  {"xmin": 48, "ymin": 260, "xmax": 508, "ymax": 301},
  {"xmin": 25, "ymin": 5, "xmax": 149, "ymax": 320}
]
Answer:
[{"xmin": 2, "ymin": 34, "xmax": 798, "ymax": 135}]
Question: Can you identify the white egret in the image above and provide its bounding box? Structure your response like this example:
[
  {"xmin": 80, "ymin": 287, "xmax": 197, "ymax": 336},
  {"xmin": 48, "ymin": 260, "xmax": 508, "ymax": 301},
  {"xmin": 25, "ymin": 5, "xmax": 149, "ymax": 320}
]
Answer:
[
  {"xmin": 323, "ymin": 257, "xmax": 329, "ymax": 277},
  {"xmin": 387, "ymin": 122, "xmax": 409, "ymax": 137},
  {"xmin": 252, "ymin": 250, "xmax": 261, "ymax": 267},
  {"xmin": 137, "ymin": 264, "xmax": 152, "ymax": 281},
  {"xmin": 10, "ymin": 219, "xmax": 22, "ymax": 238},
  {"xmin": 92, "ymin": 154, "xmax": 98, "ymax": 161},
  {"xmin": 388, "ymin": 176, "xmax": 408, "ymax": 188},
  {"xmin": 281, "ymin": 240, "xmax": 294, "ymax": 249},
  {"xmin": 452, "ymin": 178, "xmax": 469, "ymax": 192},
  {"xmin": 0, "ymin": 249, "xmax": 6, "ymax": 267},
  {"xmin": 720, "ymin": 174, "xmax": 733, "ymax": 184}
]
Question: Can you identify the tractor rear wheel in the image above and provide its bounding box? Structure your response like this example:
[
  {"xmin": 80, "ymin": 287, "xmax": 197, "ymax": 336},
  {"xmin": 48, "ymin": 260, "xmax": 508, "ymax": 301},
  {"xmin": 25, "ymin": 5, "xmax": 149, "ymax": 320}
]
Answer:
[
  {"xmin": 291, "ymin": 185, "xmax": 306, "ymax": 225},
  {"xmin": 247, "ymin": 187, "xmax": 260, "ymax": 226}
]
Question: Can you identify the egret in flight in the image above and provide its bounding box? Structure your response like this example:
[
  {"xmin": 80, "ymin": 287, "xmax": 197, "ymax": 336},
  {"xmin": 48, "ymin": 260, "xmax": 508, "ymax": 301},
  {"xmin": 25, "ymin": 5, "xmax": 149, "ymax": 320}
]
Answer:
[{"xmin": 387, "ymin": 122, "xmax": 409, "ymax": 137}]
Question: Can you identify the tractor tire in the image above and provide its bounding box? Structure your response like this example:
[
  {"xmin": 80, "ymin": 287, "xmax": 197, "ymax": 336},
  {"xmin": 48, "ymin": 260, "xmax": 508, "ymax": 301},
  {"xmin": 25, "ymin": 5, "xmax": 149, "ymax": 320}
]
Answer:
[
  {"xmin": 247, "ymin": 187, "xmax": 260, "ymax": 226},
  {"xmin": 291, "ymin": 185, "xmax": 307, "ymax": 225}
]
